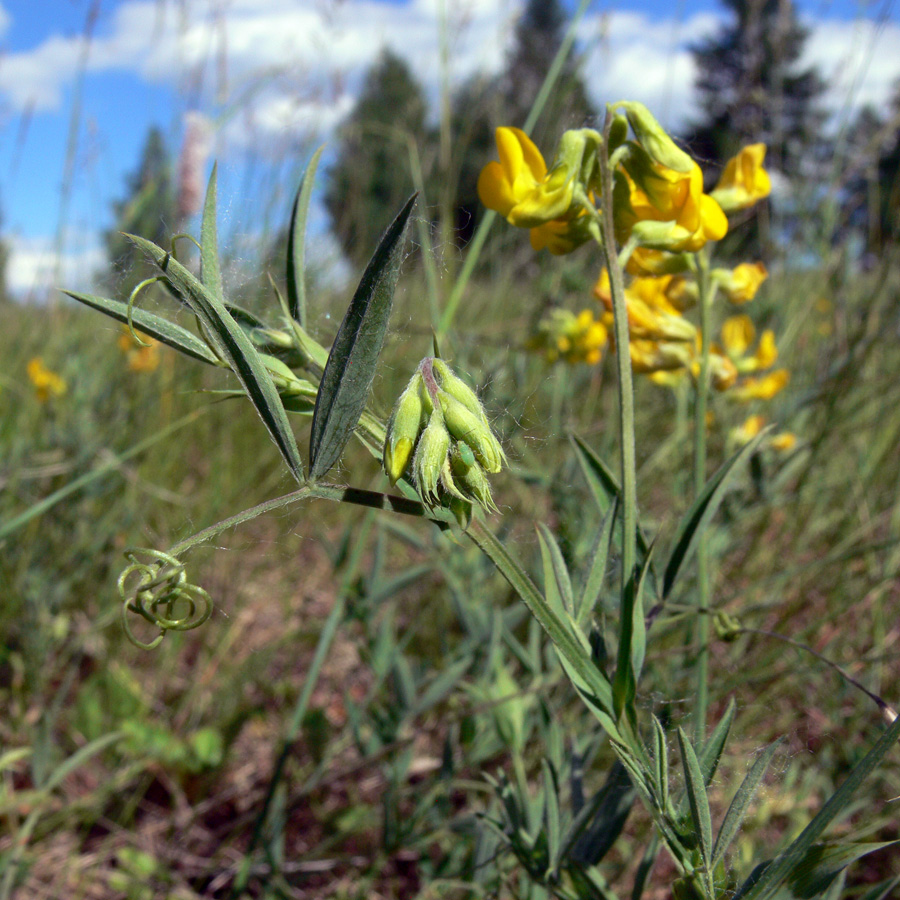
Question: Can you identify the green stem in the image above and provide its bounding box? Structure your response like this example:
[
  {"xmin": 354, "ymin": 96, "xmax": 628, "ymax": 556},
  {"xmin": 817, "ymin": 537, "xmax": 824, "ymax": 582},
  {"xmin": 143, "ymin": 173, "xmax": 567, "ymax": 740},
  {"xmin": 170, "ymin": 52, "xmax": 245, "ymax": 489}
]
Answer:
[
  {"xmin": 692, "ymin": 249, "xmax": 713, "ymax": 744},
  {"xmin": 597, "ymin": 112, "xmax": 638, "ymax": 601}
]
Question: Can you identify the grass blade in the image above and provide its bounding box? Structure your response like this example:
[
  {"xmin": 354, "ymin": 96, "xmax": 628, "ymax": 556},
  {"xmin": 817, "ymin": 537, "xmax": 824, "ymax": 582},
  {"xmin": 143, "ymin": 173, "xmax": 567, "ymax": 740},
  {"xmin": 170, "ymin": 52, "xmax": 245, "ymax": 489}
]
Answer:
[
  {"xmin": 677, "ymin": 726, "xmax": 713, "ymax": 867},
  {"xmin": 286, "ymin": 146, "xmax": 324, "ymax": 327},
  {"xmin": 712, "ymin": 739, "xmax": 781, "ymax": 865},
  {"xmin": 309, "ymin": 194, "xmax": 416, "ymax": 479},
  {"xmin": 200, "ymin": 163, "xmax": 223, "ymax": 303},
  {"xmin": 63, "ymin": 290, "xmax": 219, "ymax": 365},
  {"xmin": 734, "ymin": 712, "xmax": 900, "ymax": 900},
  {"xmin": 127, "ymin": 233, "xmax": 305, "ymax": 483},
  {"xmin": 663, "ymin": 429, "xmax": 769, "ymax": 598}
]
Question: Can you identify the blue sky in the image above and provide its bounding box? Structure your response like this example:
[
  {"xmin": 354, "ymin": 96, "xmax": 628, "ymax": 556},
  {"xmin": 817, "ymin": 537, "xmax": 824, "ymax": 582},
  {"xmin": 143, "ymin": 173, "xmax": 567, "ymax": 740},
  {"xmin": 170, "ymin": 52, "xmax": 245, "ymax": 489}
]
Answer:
[{"xmin": 0, "ymin": 0, "xmax": 897, "ymax": 297}]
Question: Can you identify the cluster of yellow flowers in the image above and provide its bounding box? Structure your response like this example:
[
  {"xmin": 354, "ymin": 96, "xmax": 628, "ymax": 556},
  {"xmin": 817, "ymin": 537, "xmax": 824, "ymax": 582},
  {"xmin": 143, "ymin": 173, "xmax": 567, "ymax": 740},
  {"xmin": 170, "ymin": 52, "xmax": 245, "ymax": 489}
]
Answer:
[
  {"xmin": 528, "ymin": 308, "xmax": 608, "ymax": 365},
  {"xmin": 118, "ymin": 326, "xmax": 161, "ymax": 373},
  {"xmin": 479, "ymin": 106, "xmax": 795, "ymax": 451},
  {"xmin": 27, "ymin": 357, "xmax": 67, "ymax": 403}
]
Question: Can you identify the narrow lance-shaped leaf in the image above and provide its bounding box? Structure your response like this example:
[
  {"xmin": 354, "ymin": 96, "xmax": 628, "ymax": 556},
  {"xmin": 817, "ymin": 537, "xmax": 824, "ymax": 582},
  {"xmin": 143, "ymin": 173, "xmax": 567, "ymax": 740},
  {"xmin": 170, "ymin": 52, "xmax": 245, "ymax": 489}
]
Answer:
[
  {"xmin": 713, "ymin": 739, "xmax": 782, "ymax": 865},
  {"xmin": 576, "ymin": 498, "xmax": 618, "ymax": 628},
  {"xmin": 309, "ymin": 194, "xmax": 417, "ymax": 479},
  {"xmin": 612, "ymin": 543, "xmax": 653, "ymax": 720},
  {"xmin": 734, "ymin": 712, "xmax": 900, "ymax": 900},
  {"xmin": 200, "ymin": 163, "xmax": 224, "ymax": 303},
  {"xmin": 537, "ymin": 523, "xmax": 576, "ymax": 619},
  {"xmin": 286, "ymin": 146, "xmax": 324, "ymax": 327},
  {"xmin": 126, "ymin": 233, "xmax": 305, "ymax": 483},
  {"xmin": 663, "ymin": 429, "xmax": 770, "ymax": 598},
  {"xmin": 677, "ymin": 726, "xmax": 713, "ymax": 866},
  {"xmin": 63, "ymin": 290, "xmax": 219, "ymax": 366}
]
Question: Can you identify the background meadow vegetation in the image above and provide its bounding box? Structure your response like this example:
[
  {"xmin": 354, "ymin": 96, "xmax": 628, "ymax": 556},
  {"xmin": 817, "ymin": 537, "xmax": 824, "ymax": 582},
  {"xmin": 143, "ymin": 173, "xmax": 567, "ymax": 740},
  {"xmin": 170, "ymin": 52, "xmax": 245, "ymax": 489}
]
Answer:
[{"xmin": 2, "ymin": 0, "xmax": 900, "ymax": 897}]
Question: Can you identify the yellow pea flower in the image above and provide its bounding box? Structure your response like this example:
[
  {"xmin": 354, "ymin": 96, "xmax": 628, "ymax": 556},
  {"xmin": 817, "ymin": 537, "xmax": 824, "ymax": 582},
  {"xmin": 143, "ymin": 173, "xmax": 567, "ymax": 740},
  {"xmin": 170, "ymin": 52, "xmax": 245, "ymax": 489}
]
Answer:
[
  {"xmin": 713, "ymin": 262, "xmax": 768, "ymax": 304},
  {"xmin": 729, "ymin": 369, "xmax": 790, "ymax": 402},
  {"xmin": 478, "ymin": 127, "xmax": 576, "ymax": 229},
  {"xmin": 617, "ymin": 161, "xmax": 728, "ymax": 252},
  {"xmin": 27, "ymin": 357, "xmax": 67, "ymax": 402},
  {"xmin": 711, "ymin": 144, "xmax": 772, "ymax": 213}
]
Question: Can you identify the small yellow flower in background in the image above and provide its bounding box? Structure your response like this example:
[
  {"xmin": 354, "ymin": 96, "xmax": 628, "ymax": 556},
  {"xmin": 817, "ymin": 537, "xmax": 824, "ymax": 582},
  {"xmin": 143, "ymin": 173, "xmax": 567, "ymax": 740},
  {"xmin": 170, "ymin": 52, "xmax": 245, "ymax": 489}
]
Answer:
[
  {"xmin": 770, "ymin": 432, "xmax": 797, "ymax": 452},
  {"xmin": 531, "ymin": 308, "xmax": 607, "ymax": 365},
  {"xmin": 713, "ymin": 262, "xmax": 768, "ymax": 304},
  {"xmin": 720, "ymin": 315, "xmax": 778, "ymax": 373},
  {"xmin": 118, "ymin": 326, "xmax": 161, "ymax": 373},
  {"xmin": 711, "ymin": 144, "xmax": 772, "ymax": 213},
  {"xmin": 27, "ymin": 357, "xmax": 67, "ymax": 402},
  {"xmin": 730, "ymin": 369, "xmax": 790, "ymax": 402}
]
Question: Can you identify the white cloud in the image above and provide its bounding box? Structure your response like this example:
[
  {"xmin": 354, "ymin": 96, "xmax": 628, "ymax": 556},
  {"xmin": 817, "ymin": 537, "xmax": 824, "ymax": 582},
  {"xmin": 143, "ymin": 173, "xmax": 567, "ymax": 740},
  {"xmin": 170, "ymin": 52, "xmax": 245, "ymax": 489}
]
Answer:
[
  {"xmin": 803, "ymin": 17, "xmax": 900, "ymax": 119},
  {"xmin": 7, "ymin": 232, "xmax": 104, "ymax": 299}
]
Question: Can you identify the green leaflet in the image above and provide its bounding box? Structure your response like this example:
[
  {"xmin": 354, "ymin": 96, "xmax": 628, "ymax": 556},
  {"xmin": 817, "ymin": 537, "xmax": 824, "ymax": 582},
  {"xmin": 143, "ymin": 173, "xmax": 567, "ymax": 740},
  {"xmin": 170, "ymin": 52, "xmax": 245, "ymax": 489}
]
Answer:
[
  {"xmin": 286, "ymin": 146, "xmax": 324, "ymax": 327},
  {"xmin": 63, "ymin": 291, "xmax": 219, "ymax": 366},
  {"xmin": 309, "ymin": 194, "xmax": 417, "ymax": 480}
]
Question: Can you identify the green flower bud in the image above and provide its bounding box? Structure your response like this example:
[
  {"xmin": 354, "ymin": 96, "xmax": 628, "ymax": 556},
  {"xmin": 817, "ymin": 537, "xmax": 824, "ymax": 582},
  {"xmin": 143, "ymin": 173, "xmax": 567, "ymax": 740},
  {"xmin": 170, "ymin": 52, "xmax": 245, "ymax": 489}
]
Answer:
[
  {"xmin": 437, "ymin": 391, "xmax": 505, "ymax": 473},
  {"xmin": 431, "ymin": 359, "xmax": 487, "ymax": 421},
  {"xmin": 455, "ymin": 460, "xmax": 497, "ymax": 513},
  {"xmin": 383, "ymin": 373, "xmax": 425, "ymax": 484},
  {"xmin": 413, "ymin": 409, "xmax": 450, "ymax": 506},
  {"xmin": 617, "ymin": 100, "xmax": 693, "ymax": 173}
]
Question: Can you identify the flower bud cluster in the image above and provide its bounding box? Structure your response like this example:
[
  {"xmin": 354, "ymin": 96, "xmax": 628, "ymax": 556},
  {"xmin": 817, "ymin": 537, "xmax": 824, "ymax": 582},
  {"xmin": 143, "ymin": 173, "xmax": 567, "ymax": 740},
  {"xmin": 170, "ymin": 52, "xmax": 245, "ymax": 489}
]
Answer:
[{"xmin": 383, "ymin": 358, "xmax": 506, "ymax": 518}]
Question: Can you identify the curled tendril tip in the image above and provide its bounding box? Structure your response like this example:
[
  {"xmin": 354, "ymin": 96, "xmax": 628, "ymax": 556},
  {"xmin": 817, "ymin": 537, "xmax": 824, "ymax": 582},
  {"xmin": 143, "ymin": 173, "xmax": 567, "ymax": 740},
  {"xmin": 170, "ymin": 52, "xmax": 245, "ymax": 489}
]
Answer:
[{"xmin": 117, "ymin": 548, "xmax": 212, "ymax": 650}]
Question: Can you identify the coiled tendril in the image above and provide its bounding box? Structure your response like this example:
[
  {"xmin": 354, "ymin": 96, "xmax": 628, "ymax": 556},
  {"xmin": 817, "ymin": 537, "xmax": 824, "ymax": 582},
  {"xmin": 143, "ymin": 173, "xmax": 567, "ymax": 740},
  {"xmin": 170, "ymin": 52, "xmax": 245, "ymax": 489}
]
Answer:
[{"xmin": 117, "ymin": 549, "xmax": 212, "ymax": 650}]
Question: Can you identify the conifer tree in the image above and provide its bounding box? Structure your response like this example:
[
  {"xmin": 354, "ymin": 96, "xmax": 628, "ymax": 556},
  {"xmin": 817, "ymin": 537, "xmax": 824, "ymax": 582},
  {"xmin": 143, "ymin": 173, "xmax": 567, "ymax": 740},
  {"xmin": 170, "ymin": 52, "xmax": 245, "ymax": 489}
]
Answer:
[
  {"xmin": 688, "ymin": 0, "xmax": 825, "ymax": 175},
  {"xmin": 324, "ymin": 49, "xmax": 428, "ymax": 266}
]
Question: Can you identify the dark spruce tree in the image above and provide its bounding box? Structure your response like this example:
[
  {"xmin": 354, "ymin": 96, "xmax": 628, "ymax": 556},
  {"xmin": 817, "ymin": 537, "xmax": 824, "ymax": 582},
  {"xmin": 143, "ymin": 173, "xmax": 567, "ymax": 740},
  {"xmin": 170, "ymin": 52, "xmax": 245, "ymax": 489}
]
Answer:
[
  {"xmin": 688, "ymin": 0, "xmax": 825, "ymax": 176},
  {"xmin": 324, "ymin": 49, "xmax": 429, "ymax": 267}
]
